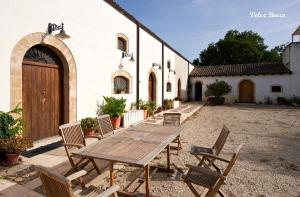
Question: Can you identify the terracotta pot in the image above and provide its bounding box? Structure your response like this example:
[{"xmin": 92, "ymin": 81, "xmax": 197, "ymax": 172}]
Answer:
[
  {"xmin": 6, "ymin": 153, "xmax": 20, "ymax": 165},
  {"xmin": 110, "ymin": 116, "xmax": 121, "ymax": 130},
  {"xmin": 143, "ymin": 110, "xmax": 148, "ymax": 119},
  {"xmin": 84, "ymin": 128, "xmax": 95, "ymax": 136}
]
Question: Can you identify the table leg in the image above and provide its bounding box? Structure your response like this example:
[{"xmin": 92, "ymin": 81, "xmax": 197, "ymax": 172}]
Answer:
[
  {"xmin": 145, "ymin": 164, "xmax": 150, "ymax": 197},
  {"xmin": 167, "ymin": 144, "xmax": 171, "ymax": 170},
  {"xmin": 110, "ymin": 161, "xmax": 114, "ymax": 186}
]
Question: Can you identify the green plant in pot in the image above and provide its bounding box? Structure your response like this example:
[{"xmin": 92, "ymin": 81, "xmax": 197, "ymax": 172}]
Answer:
[
  {"xmin": 0, "ymin": 136, "xmax": 33, "ymax": 165},
  {"xmin": 81, "ymin": 117, "xmax": 97, "ymax": 136},
  {"xmin": 145, "ymin": 101, "xmax": 156, "ymax": 117},
  {"xmin": 205, "ymin": 80, "xmax": 232, "ymax": 105},
  {"xmin": 0, "ymin": 105, "xmax": 33, "ymax": 165},
  {"xmin": 101, "ymin": 96, "xmax": 126, "ymax": 129},
  {"xmin": 138, "ymin": 100, "xmax": 148, "ymax": 119}
]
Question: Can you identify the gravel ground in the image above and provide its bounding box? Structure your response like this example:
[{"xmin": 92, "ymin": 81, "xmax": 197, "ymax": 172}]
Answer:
[{"xmin": 111, "ymin": 104, "xmax": 300, "ymax": 197}]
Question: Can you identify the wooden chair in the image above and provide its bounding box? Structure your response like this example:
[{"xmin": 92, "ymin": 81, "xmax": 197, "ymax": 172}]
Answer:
[
  {"xmin": 59, "ymin": 122, "xmax": 101, "ymax": 176},
  {"xmin": 190, "ymin": 125, "xmax": 230, "ymax": 171},
  {"xmin": 163, "ymin": 112, "xmax": 182, "ymax": 155},
  {"xmin": 184, "ymin": 143, "xmax": 243, "ymax": 197},
  {"xmin": 96, "ymin": 115, "xmax": 114, "ymax": 138},
  {"xmin": 36, "ymin": 165, "xmax": 120, "ymax": 197}
]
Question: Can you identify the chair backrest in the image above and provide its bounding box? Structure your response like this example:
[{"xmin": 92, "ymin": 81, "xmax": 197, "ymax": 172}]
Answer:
[
  {"xmin": 36, "ymin": 165, "xmax": 74, "ymax": 197},
  {"xmin": 97, "ymin": 115, "xmax": 114, "ymax": 137},
  {"xmin": 223, "ymin": 143, "xmax": 243, "ymax": 176},
  {"xmin": 212, "ymin": 125, "xmax": 230, "ymax": 155},
  {"xmin": 59, "ymin": 122, "xmax": 86, "ymax": 147},
  {"xmin": 163, "ymin": 113, "xmax": 182, "ymax": 126}
]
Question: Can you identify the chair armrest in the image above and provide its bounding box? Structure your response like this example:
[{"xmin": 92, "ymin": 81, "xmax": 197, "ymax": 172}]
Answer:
[
  {"xmin": 66, "ymin": 170, "xmax": 87, "ymax": 181},
  {"xmin": 194, "ymin": 152, "xmax": 230, "ymax": 163},
  {"xmin": 63, "ymin": 143, "xmax": 84, "ymax": 149},
  {"xmin": 96, "ymin": 185, "xmax": 120, "ymax": 197},
  {"xmin": 84, "ymin": 135, "xmax": 102, "ymax": 140}
]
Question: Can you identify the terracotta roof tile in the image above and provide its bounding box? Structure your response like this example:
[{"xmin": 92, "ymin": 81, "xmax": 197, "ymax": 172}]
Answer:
[{"xmin": 189, "ymin": 62, "xmax": 292, "ymax": 77}]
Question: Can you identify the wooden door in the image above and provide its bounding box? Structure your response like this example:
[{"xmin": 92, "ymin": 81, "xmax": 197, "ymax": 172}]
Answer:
[
  {"xmin": 22, "ymin": 45, "xmax": 63, "ymax": 141},
  {"xmin": 148, "ymin": 73, "xmax": 156, "ymax": 102},
  {"xmin": 177, "ymin": 79, "xmax": 181, "ymax": 98},
  {"xmin": 239, "ymin": 80, "xmax": 254, "ymax": 103},
  {"xmin": 195, "ymin": 82, "xmax": 202, "ymax": 101}
]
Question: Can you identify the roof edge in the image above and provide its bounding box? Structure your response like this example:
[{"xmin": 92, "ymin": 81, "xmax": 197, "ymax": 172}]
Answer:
[{"xmin": 103, "ymin": 0, "xmax": 193, "ymax": 65}]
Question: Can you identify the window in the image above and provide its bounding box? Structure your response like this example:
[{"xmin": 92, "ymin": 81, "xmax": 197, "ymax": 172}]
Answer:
[
  {"xmin": 117, "ymin": 33, "xmax": 129, "ymax": 52},
  {"xmin": 271, "ymin": 85, "xmax": 282, "ymax": 93},
  {"xmin": 166, "ymin": 82, "xmax": 172, "ymax": 92},
  {"xmin": 114, "ymin": 76, "xmax": 129, "ymax": 94},
  {"xmin": 118, "ymin": 38, "xmax": 127, "ymax": 52},
  {"xmin": 167, "ymin": 61, "xmax": 171, "ymax": 69}
]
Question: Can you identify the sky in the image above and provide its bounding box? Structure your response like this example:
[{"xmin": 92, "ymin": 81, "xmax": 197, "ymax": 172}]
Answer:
[{"xmin": 116, "ymin": 0, "xmax": 300, "ymax": 61}]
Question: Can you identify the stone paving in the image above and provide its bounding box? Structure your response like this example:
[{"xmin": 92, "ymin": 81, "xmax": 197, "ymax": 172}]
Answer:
[{"xmin": 0, "ymin": 102, "xmax": 203, "ymax": 197}]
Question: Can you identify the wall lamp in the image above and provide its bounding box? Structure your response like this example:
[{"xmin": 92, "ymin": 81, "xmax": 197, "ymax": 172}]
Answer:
[
  {"xmin": 122, "ymin": 52, "xmax": 135, "ymax": 62},
  {"xmin": 169, "ymin": 69, "xmax": 176, "ymax": 74},
  {"xmin": 47, "ymin": 23, "xmax": 71, "ymax": 39},
  {"xmin": 152, "ymin": 63, "xmax": 161, "ymax": 69}
]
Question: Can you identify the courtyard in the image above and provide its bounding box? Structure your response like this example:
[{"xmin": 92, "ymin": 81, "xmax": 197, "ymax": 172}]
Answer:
[
  {"xmin": 146, "ymin": 104, "xmax": 300, "ymax": 197},
  {"xmin": 1, "ymin": 104, "xmax": 300, "ymax": 196}
]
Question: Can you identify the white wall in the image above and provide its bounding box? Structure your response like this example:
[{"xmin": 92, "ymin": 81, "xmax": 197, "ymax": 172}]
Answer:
[
  {"xmin": 190, "ymin": 75, "xmax": 292, "ymax": 103},
  {"xmin": 175, "ymin": 54, "xmax": 190, "ymax": 101},
  {"xmin": 0, "ymin": 0, "xmax": 192, "ymax": 120},
  {"xmin": 282, "ymin": 42, "xmax": 300, "ymax": 97},
  {"xmin": 139, "ymin": 28, "xmax": 163, "ymax": 106},
  {"xmin": 163, "ymin": 46, "xmax": 176, "ymax": 100}
]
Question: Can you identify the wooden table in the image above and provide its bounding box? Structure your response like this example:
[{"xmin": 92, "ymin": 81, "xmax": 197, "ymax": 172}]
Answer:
[{"xmin": 73, "ymin": 123, "xmax": 182, "ymax": 197}]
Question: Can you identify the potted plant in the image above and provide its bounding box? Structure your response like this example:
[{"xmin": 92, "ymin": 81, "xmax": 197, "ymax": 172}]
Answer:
[
  {"xmin": 205, "ymin": 80, "xmax": 232, "ymax": 105},
  {"xmin": 163, "ymin": 99, "xmax": 173, "ymax": 110},
  {"xmin": 139, "ymin": 100, "xmax": 148, "ymax": 119},
  {"xmin": 81, "ymin": 117, "xmax": 97, "ymax": 136},
  {"xmin": 145, "ymin": 101, "xmax": 156, "ymax": 117},
  {"xmin": 0, "ymin": 105, "xmax": 33, "ymax": 165},
  {"xmin": 0, "ymin": 136, "xmax": 32, "ymax": 165},
  {"xmin": 173, "ymin": 97, "xmax": 181, "ymax": 108},
  {"xmin": 101, "ymin": 96, "xmax": 126, "ymax": 129}
]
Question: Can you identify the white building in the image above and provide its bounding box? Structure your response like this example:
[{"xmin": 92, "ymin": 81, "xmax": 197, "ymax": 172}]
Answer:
[
  {"xmin": 0, "ymin": 0, "xmax": 193, "ymax": 141},
  {"xmin": 189, "ymin": 28, "xmax": 300, "ymax": 104}
]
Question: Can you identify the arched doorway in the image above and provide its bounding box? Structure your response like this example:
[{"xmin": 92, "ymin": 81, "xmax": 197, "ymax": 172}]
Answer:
[
  {"xmin": 239, "ymin": 80, "xmax": 255, "ymax": 103},
  {"xmin": 148, "ymin": 72, "xmax": 156, "ymax": 102},
  {"xmin": 195, "ymin": 82, "xmax": 202, "ymax": 101},
  {"xmin": 22, "ymin": 45, "xmax": 65, "ymax": 141},
  {"xmin": 177, "ymin": 79, "xmax": 181, "ymax": 98}
]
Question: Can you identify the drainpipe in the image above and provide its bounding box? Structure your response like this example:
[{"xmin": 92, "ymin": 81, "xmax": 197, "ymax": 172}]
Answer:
[
  {"xmin": 136, "ymin": 24, "xmax": 140, "ymax": 106},
  {"xmin": 162, "ymin": 43, "xmax": 164, "ymax": 107}
]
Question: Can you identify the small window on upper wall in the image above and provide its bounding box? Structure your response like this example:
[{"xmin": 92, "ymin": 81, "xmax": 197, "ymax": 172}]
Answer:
[
  {"xmin": 271, "ymin": 85, "xmax": 282, "ymax": 93},
  {"xmin": 166, "ymin": 82, "xmax": 172, "ymax": 92},
  {"xmin": 167, "ymin": 61, "xmax": 171, "ymax": 69},
  {"xmin": 117, "ymin": 34, "xmax": 129, "ymax": 52}
]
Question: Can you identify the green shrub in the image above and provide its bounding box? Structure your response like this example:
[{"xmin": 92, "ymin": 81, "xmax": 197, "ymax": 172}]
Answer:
[
  {"xmin": 174, "ymin": 97, "xmax": 181, "ymax": 101},
  {"xmin": 205, "ymin": 80, "xmax": 232, "ymax": 98},
  {"xmin": 0, "ymin": 136, "xmax": 33, "ymax": 154},
  {"xmin": 277, "ymin": 97, "xmax": 291, "ymax": 105},
  {"xmin": 290, "ymin": 96, "xmax": 300, "ymax": 105},
  {"xmin": 99, "ymin": 96, "xmax": 126, "ymax": 117},
  {"xmin": 0, "ymin": 105, "xmax": 24, "ymax": 138},
  {"xmin": 81, "ymin": 117, "xmax": 97, "ymax": 132},
  {"xmin": 163, "ymin": 99, "xmax": 174, "ymax": 110},
  {"xmin": 145, "ymin": 101, "xmax": 156, "ymax": 116}
]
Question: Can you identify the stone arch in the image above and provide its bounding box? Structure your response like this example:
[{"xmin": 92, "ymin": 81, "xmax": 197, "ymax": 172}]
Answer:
[
  {"xmin": 111, "ymin": 70, "xmax": 133, "ymax": 94},
  {"xmin": 10, "ymin": 32, "xmax": 77, "ymax": 122}
]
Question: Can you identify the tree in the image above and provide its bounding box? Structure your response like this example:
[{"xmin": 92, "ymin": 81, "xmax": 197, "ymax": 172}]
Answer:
[{"xmin": 193, "ymin": 30, "xmax": 282, "ymax": 66}]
